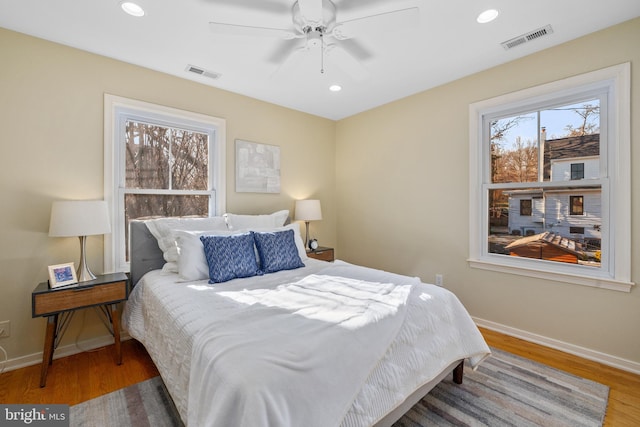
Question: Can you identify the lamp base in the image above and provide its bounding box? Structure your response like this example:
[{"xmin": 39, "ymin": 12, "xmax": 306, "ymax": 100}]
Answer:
[
  {"xmin": 77, "ymin": 235, "xmax": 96, "ymax": 282},
  {"xmin": 304, "ymin": 221, "xmax": 310, "ymax": 251}
]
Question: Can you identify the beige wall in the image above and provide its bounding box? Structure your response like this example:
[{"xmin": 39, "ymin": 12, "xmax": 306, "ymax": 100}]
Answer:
[
  {"xmin": 0, "ymin": 28, "xmax": 336, "ymax": 363},
  {"xmin": 2, "ymin": 17, "xmax": 638, "ymax": 370},
  {"xmin": 336, "ymin": 18, "xmax": 640, "ymax": 366}
]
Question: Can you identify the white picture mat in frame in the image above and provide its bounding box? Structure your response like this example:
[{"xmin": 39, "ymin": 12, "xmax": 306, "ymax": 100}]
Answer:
[{"xmin": 235, "ymin": 139, "xmax": 281, "ymax": 193}]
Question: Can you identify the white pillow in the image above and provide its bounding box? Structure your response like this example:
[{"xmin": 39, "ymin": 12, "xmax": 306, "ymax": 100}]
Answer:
[
  {"xmin": 176, "ymin": 223, "xmax": 307, "ymax": 281},
  {"xmin": 224, "ymin": 210, "xmax": 289, "ymax": 231},
  {"xmin": 144, "ymin": 217, "xmax": 228, "ymax": 272},
  {"xmin": 175, "ymin": 229, "xmax": 236, "ymax": 281}
]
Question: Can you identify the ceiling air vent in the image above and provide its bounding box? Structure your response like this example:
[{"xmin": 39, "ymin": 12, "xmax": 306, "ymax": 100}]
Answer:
[
  {"xmin": 501, "ymin": 25, "xmax": 554, "ymax": 50},
  {"xmin": 185, "ymin": 64, "xmax": 221, "ymax": 80}
]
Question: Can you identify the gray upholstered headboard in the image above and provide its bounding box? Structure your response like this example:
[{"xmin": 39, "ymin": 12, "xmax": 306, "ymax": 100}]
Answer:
[
  {"xmin": 129, "ymin": 213, "xmax": 293, "ymax": 286},
  {"xmin": 130, "ymin": 220, "xmax": 164, "ymax": 286}
]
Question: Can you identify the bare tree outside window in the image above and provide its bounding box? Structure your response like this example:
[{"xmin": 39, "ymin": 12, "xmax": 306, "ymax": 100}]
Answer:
[{"xmin": 124, "ymin": 120, "xmax": 211, "ymax": 259}]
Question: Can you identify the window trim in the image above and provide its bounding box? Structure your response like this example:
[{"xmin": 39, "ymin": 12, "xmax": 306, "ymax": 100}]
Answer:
[
  {"xmin": 469, "ymin": 63, "xmax": 633, "ymax": 292},
  {"xmin": 104, "ymin": 94, "xmax": 226, "ymax": 273}
]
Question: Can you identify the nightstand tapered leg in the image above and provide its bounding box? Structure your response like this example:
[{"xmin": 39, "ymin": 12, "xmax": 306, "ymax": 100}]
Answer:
[
  {"xmin": 109, "ymin": 304, "xmax": 122, "ymax": 365},
  {"xmin": 40, "ymin": 315, "xmax": 57, "ymax": 387}
]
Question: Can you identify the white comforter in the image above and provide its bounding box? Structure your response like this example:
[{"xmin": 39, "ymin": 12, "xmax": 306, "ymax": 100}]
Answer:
[{"xmin": 123, "ymin": 260, "xmax": 490, "ymax": 426}]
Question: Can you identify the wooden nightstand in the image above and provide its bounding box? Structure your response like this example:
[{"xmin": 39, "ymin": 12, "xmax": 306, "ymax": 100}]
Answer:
[
  {"xmin": 307, "ymin": 246, "xmax": 334, "ymax": 262},
  {"xmin": 32, "ymin": 272, "xmax": 129, "ymax": 387}
]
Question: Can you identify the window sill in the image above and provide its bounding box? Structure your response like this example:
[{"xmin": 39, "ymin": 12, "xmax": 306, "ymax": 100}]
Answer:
[{"xmin": 468, "ymin": 258, "xmax": 634, "ymax": 292}]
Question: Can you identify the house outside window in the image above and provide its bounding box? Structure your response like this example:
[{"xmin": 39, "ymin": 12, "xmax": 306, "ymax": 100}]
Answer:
[
  {"xmin": 571, "ymin": 163, "xmax": 585, "ymax": 180},
  {"xmin": 469, "ymin": 63, "xmax": 633, "ymax": 292},
  {"xmin": 104, "ymin": 95, "xmax": 226, "ymax": 272}
]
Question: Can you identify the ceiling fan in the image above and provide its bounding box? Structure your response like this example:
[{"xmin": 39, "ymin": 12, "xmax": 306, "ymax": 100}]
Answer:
[{"xmin": 209, "ymin": 0, "xmax": 419, "ymax": 80}]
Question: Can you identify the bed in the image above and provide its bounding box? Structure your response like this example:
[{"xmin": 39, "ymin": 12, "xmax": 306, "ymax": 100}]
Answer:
[{"xmin": 122, "ymin": 214, "xmax": 490, "ymax": 427}]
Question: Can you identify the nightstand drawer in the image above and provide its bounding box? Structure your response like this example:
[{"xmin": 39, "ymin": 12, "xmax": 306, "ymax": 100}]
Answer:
[
  {"xmin": 308, "ymin": 247, "xmax": 334, "ymax": 262},
  {"xmin": 33, "ymin": 281, "xmax": 127, "ymax": 317}
]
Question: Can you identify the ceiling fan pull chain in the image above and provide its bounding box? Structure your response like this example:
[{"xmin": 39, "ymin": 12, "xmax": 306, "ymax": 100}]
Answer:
[{"xmin": 320, "ymin": 27, "xmax": 325, "ymax": 74}]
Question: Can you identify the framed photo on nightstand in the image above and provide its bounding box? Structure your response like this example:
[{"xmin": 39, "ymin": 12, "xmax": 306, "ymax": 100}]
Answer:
[{"xmin": 48, "ymin": 262, "xmax": 78, "ymax": 288}]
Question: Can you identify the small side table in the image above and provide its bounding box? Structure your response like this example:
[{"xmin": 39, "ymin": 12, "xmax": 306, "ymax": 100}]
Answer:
[
  {"xmin": 31, "ymin": 272, "xmax": 129, "ymax": 387},
  {"xmin": 307, "ymin": 246, "xmax": 335, "ymax": 262}
]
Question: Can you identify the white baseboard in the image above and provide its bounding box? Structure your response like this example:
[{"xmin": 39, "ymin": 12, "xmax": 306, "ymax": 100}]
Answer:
[
  {"xmin": 474, "ymin": 317, "xmax": 640, "ymax": 375},
  {"xmin": 0, "ymin": 333, "xmax": 132, "ymax": 373}
]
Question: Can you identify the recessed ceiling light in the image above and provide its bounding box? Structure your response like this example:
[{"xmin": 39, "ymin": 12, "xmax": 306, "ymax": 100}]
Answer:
[
  {"xmin": 477, "ymin": 9, "xmax": 499, "ymax": 24},
  {"xmin": 329, "ymin": 84, "xmax": 342, "ymax": 92},
  {"xmin": 121, "ymin": 2, "xmax": 145, "ymax": 17}
]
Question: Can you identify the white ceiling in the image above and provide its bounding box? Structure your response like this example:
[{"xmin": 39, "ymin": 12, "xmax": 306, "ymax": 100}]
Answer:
[{"xmin": 1, "ymin": 0, "xmax": 639, "ymax": 120}]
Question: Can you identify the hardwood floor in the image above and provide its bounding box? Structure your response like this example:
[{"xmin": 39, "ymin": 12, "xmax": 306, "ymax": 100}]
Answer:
[
  {"xmin": 0, "ymin": 340, "xmax": 158, "ymax": 405},
  {"xmin": 1, "ymin": 330, "xmax": 639, "ymax": 426}
]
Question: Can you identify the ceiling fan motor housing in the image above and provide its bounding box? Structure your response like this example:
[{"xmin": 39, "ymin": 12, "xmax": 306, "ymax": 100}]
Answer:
[{"xmin": 306, "ymin": 28, "xmax": 323, "ymax": 48}]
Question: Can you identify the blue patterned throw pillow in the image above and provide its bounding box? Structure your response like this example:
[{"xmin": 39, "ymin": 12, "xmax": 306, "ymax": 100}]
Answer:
[
  {"xmin": 200, "ymin": 232, "xmax": 261, "ymax": 283},
  {"xmin": 253, "ymin": 229, "xmax": 305, "ymax": 274}
]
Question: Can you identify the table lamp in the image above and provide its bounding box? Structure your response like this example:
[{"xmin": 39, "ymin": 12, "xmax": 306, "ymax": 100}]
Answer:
[
  {"xmin": 294, "ymin": 199, "xmax": 322, "ymax": 250},
  {"xmin": 49, "ymin": 200, "xmax": 111, "ymax": 282}
]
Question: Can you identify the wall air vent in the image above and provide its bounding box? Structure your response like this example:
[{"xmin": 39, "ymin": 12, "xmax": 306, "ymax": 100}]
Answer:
[
  {"xmin": 501, "ymin": 25, "xmax": 554, "ymax": 50},
  {"xmin": 185, "ymin": 64, "xmax": 221, "ymax": 80}
]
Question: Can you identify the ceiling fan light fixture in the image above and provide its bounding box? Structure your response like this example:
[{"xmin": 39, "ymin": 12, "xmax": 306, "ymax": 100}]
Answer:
[
  {"xmin": 306, "ymin": 28, "xmax": 324, "ymax": 48},
  {"xmin": 329, "ymin": 84, "xmax": 342, "ymax": 92},
  {"xmin": 121, "ymin": 2, "xmax": 145, "ymax": 17},
  {"xmin": 477, "ymin": 9, "xmax": 499, "ymax": 24}
]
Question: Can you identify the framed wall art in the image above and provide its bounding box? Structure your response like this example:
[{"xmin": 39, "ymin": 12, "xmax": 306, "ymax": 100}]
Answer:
[{"xmin": 235, "ymin": 139, "xmax": 281, "ymax": 193}]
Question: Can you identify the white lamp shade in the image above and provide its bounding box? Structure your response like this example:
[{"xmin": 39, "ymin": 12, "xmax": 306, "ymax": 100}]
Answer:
[
  {"xmin": 294, "ymin": 199, "xmax": 322, "ymax": 221},
  {"xmin": 49, "ymin": 200, "xmax": 111, "ymax": 237}
]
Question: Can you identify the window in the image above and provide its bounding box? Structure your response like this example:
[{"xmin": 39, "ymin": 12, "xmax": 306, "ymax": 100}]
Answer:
[
  {"xmin": 469, "ymin": 63, "xmax": 632, "ymax": 292},
  {"xmin": 520, "ymin": 200, "xmax": 532, "ymax": 216},
  {"xmin": 569, "ymin": 196, "xmax": 584, "ymax": 215},
  {"xmin": 104, "ymin": 95, "xmax": 226, "ymax": 272},
  {"xmin": 571, "ymin": 163, "xmax": 585, "ymax": 180},
  {"xmin": 570, "ymin": 227, "xmax": 585, "ymax": 234}
]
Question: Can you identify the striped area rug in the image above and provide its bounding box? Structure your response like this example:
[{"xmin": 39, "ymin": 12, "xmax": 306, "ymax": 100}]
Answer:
[
  {"xmin": 70, "ymin": 376, "xmax": 182, "ymax": 427},
  {"xmin": 70, "ymin": 348, "xmax": 608, "ymax": 426},
  {"xmin": 394, "ymin": 348, "xmax": 609, "ymax": 427}
]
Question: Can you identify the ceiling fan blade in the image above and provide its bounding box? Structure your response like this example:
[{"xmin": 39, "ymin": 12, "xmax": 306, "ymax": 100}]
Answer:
[
  {"xmin": 297, "ymin": 0, "xmax": 324, "ymax": 26},
  {"xmin": 325, "ymin": 44, "xmax": 369, "ymax": 81},
  {"xmin": 271, "ymin": 46, "xmax": 308, "ymax": 79},
  {"xmin": 203, "ymin": 0, "xmax": 290, "ymax": 15},
  {"xmin": 209, "ymin": 22, "xmax": 299, "ymax": 40},
  {"xmin": 332, "ymin": 7, "xmax": 419, "ymax": 40},
  {"xmin": 267, "ymin": 39, "xmax": 305, "ymax": 64}
]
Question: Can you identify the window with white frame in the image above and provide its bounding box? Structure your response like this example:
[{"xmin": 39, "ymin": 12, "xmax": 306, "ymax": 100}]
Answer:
[
  {"xmin": 469, "ymin": 63, "xmax": 632, "ymax": 292},
  {"xmin": 104, "ymin": 95, "xmax": 226, "ymax": 273}
]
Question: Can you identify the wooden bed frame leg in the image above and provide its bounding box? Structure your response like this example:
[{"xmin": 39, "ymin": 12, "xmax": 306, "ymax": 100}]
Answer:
[{"xmin": 453, "ymin": 360, "xmax": 464, "ymax": 384}]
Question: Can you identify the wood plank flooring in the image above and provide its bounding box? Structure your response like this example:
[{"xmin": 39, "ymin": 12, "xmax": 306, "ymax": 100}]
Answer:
[
  {"xmin": 1, "ymin": 329, "xmax": 639, "ymax": 426},
  {"xmin": 0, "ymin": 340, "xmax": 158, "ymax": 405}
]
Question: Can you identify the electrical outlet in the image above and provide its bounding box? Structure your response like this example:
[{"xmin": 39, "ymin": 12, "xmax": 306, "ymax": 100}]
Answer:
[
  {"xmin": 0, "ymin": 320, "xmax": 10, "ymax": 338},
  {"xmin": 435, "ymin": 274, "xmax": 444, "ymax": 287}
]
